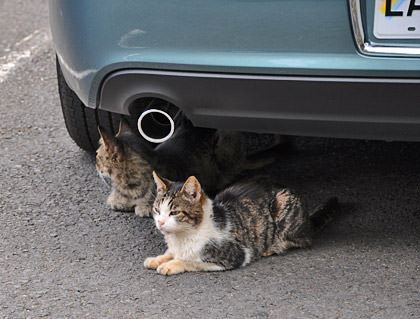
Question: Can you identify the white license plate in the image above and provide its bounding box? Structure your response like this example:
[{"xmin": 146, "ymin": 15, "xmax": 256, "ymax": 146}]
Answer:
[{"xmin": 374, "ymin": 0, "xmax": 420, "ymax": 39}]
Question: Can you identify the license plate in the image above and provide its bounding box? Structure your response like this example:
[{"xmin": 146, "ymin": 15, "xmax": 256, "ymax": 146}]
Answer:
[{"xmin": 374, "ymin": 0, "xmax": 420, "ymax": 39}]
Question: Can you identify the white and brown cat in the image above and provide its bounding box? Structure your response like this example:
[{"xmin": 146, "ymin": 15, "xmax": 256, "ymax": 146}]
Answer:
[{"xmin": 144, "ymin": 172, "xmax": 338, "ymax": 275}]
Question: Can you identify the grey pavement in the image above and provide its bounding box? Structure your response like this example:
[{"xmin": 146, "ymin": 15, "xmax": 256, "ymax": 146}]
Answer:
[{"xmin": 1, "ymin": 1, "xmax": 419, "ymax": 318}]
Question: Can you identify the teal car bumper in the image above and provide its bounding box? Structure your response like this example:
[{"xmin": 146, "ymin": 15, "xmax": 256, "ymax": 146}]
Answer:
[{"xmin": 49, "ymin": 0, "xmax": 420, "ymax": 140}]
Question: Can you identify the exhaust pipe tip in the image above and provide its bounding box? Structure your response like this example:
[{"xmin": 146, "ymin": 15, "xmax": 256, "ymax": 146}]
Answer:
[{"xmin": 137, "ymin": 108, "xmax": 175, "ymax": 143}]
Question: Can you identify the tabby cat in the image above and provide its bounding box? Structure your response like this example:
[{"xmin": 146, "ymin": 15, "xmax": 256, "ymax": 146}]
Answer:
[
  {"xmin": 96, "ymin": 124, "xmax": 155, "ymax": 217},
  {"xmin": 96, "ymin": 118, "xmax": 287, "ymax": 216},
  {"xmin": 144, "ymin": 172, "xmax": 338, "ymax": 275}
]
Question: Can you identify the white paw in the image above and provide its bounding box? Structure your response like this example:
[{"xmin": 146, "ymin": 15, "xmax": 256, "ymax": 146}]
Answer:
[
  {"xmin": 156, "ymin": 261, "xmax": 185, "ymax": 276},
  {"xmin": 135, "ymin": 205, "xmax": 151, "ymax": 217},
  {"xmin": 107, "ymin": 195, "xmax": 132, "ymax": 211},
  {"xmin": 144, "ymin": 257, "xmax": 159, "ymax": 269}
]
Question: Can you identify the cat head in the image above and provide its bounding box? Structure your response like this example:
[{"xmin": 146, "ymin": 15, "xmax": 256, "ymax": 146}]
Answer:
[
  {"xmin": 152, "ymin": 171, "xmax": 208, "ymax": 234},
  {"xmin": 96, "ymin": 120, "xmax": 140, "ymax": 186}
]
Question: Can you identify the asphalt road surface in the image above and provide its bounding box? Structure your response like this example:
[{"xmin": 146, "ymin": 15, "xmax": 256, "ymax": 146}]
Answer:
[{"xmin": 1, "ymin": 1, "xmax": 419, "ymax": 318}]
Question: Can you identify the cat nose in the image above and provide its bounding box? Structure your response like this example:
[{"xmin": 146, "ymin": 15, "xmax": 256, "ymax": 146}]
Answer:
[{"xmin": 158, "ymin": 220, "xmax": 165, "ymax": 227}]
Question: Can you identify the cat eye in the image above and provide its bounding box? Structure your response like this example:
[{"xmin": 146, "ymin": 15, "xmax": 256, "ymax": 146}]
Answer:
[
  {"xmin": 153, "ymin": 207, "xmax": 160, "ymax": 215},
  {"xmin": 169, "ymin": 211, "xmax": 180, "ymax": 216}
]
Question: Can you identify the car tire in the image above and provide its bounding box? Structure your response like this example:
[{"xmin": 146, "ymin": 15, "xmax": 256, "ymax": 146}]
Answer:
[{"xmin": 56, "ymin": 57, "xmax": 121, "ymax": 153}]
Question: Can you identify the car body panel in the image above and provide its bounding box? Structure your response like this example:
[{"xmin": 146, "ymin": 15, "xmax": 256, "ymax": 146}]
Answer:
[{"xmin": 49, "ymin": 0, "xmax": 420, "ymax": 140}]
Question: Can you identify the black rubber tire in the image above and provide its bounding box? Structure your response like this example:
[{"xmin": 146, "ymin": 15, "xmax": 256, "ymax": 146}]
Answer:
[{"xmin": 56, "ymin": 57, "xmax": 121, "ymax": 153}]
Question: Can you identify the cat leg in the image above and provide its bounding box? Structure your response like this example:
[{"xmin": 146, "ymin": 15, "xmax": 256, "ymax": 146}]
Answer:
[
  {"xmin": 134, "ymin": 189, "xmax": 156, "ymax": 217},
  {"xmin": 156, "ymin": 259, "xmax": 224, "ymax": 275},
  {"xmin": 134, "ymin": 197, "xmax": 154, "ymax": 217},
  {"xmin": 266, "ymin": 190, "xmax": 312, "ymax": 254},
  {"xmin": 107, "ymin": 189, "xmax": 134, "ymax": 211},
  {"xmin": 261, "ymin": 251, "xmax": 275, "ymax": 257},
  {"xmin": 282, "ymin": 237, "xmax": 312, "ymax": 250},
  {"xmin": 214, "ymin": 131, "xmax": 245, "ymax": 170},
  {"xmin": 144, "ymin": 251, "xmax": 174, "ymax": 269},
  {"xmin": 134, "ymin": 205, "xmax": 151, "ymax": 217},
  {"xmin": 242, "ymin": 146, "xmax": 283, "ymax": 170},
  {"xmin": 242, "ymin": 137, "xmax": 296, "ymax": 171},
  {"xmin": 264, "ymin": 236, "xmax": 311, "ymax": 256}
]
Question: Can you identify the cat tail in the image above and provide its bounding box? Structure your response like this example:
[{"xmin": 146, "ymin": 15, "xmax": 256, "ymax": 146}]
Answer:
[{"xmin": 309, "ymin": 197, "xmax": 339, "ymax": 234}]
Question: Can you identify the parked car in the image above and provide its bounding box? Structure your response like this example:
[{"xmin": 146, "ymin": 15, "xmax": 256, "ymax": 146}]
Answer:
[{"xmin": 49, "ymin": 0, "xmax": 420, "ymax": 152}]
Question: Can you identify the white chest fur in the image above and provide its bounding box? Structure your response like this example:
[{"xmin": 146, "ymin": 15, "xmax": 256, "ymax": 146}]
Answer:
[{"xmin": 165, "ymin": 200, "xmax": 225, "ymax": 261}]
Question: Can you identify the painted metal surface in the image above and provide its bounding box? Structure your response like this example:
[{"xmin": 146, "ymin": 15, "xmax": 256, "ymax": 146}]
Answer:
[{"xmin": 49, "ymin": 0, "xmax": 420, "ymax": 108}]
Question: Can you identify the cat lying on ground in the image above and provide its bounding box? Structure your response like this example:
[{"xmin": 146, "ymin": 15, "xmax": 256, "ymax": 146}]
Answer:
[
  {"xmin": 96, "ymin": 118, "xmax": 288, "ymax": 216},
  {"xmin": 144, "ymin": 172, "xmax": 338, "ymax": 275}
]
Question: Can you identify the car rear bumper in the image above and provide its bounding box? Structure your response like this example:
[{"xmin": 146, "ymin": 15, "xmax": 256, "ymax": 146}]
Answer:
[
  {"xmin": 50, "ymin": 0, "xmax": 420, "ymax": 140},
  {"xmin": 99, "ymin": 69, "xmax": 420, "ymax": 141}
]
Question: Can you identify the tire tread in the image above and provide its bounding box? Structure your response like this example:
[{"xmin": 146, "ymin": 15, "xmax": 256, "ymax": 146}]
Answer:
[{"xmin": 56, "ymin": 57, "xmax": 119, "ymax": 153}]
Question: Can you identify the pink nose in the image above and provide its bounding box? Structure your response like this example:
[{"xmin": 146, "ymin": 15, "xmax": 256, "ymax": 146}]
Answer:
[{"xmin": 158, "ymin": 220, "xmax": 165, "ymax": 227}]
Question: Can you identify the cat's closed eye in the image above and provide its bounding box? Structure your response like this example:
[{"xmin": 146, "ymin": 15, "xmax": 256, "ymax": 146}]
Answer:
[{"xmin": 153, "ymin": 207, "xmax": 160, "ymax": 215}]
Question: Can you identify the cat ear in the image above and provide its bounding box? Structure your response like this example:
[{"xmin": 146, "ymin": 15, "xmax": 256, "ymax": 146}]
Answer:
[
  {"xmin": 181, "ymin": 176, "xmax": 202, "ymax": 204},
  {"xmin": 98, "ymin": 126, "xmax": 119, "ymax": 153},
  {"xmin": 116, "ymin": 118, "xmax": 133, "ymax": 137},
  {"xmin": 153, "ymin": 171, "xmax": 170, "ymax": 194}
]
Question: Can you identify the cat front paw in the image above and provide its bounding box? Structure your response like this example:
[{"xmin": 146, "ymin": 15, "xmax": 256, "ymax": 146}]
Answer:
[
  {"xmin": 107, "ymin": 195, "xmax": 133, "ymax": 212},
  {"xmin": 156, "ymin": 260, "xmax": 185, "ymax": 276},
  {"xmin": 135, "ymin": 205, "xmax": 151, "ymax": 217},
  {"xmin": 144, "ymin": 253, "xmax": 174, "ymax": 270},
  {"xmin": 144, "ymin": 257, "xmax": 162, "ymax": 269}
]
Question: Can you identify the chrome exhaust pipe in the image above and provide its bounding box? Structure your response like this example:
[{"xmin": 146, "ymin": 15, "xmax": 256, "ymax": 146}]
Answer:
[{"xmin": 137, "ymin": 108, "xmax": 176, "ymax": 143}]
